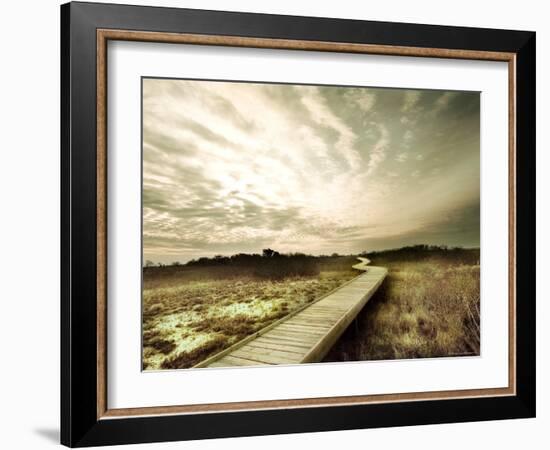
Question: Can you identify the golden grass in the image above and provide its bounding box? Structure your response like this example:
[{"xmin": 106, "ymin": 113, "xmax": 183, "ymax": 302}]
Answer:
[
  {"xmin": 143, "ymin": 270, "xmax": 357, "ymax": 370},
  {"xmin": 324, "ymin": 257, "xmax": 480, "ymax": 362}
]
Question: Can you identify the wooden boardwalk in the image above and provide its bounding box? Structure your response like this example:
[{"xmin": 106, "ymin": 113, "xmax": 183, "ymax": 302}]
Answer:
[{"xmin": 196, "ymin": 258, "xmax": 387, "ymax": 368}]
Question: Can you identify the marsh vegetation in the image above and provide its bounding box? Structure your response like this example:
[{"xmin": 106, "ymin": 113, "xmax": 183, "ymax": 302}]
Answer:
[
  {"xmin": 142, "ymin": 253, "xmax": 358, "ymax": 370},
  {"xmin": 143, "ymin": 246, "xmax": 480, "ymax": 370},
  {"xmin": 324, "ymin": 246, "xmax": 480, "ymax": 362}
]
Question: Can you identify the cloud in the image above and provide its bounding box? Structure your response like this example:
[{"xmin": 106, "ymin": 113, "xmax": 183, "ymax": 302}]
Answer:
[
  {"xmin": 142, "ymin": 79, "xmax": 480, "ymax": 263},
  {"xmin": 298, "ymin": 86, "xmax": 361, "ymax": 171},
  {"xmin": 432, "ymin": 91, "xmax": 458, "ymax": 114},
  {"xmin": 366, "ymin": 124, "xmax": 389, "ymax": 176},
  {"xmin": 344, "ymin": 88, "xmax": 377, "ymax": 112},
  {"xmin": 395, "ymin": 152, "xmax": 408, "ymax": 163},
  {"xmin": 401, "ymin": 90, "xmax": 422, "ymax": 113}
]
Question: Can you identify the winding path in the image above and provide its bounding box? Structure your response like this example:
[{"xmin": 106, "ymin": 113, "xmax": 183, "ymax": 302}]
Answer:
[
  {"xmin": 352, "ymin": 256, "xmax": 372, "ymax": 271},
  {"xmin": 196, "ymin": 257, "xmax": 387, "ymax": 368}
]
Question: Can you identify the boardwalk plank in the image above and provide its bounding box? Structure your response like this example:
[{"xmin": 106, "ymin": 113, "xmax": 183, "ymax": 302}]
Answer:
[
  {"xmin": 228, "ymin": 350, "xmax": 301, "ymax": 365},
  {"xmin": 246, "ymin": 342, "xmax": 306, "ymax": 354},
  {"xmin": 216, "ymin": 355, "xmax": 267, "ymax": 366},
  {"xmin": 199, "ymin": 258, "xmax": 387, "ymax": 368},
  {"xmin": 253, "ymin": 338, "xmax": 313, "ymax": 350},
  {"xmin": 233, "ymin": 346, "xmax": 305, "ymax": 361}
]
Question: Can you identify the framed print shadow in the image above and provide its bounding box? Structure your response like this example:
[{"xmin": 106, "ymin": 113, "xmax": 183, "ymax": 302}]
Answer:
[{"xmin": 60, "ymin": 1, "xmax": 536, "ymax": 447}]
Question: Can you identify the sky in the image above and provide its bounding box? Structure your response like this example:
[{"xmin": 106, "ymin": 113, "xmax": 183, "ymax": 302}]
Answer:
[{"xmin": 142, "ymin": 78, "xmax": 480, "ymax": 264}]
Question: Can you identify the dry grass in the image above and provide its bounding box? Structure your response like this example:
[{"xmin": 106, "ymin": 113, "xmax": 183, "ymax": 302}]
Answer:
[
  {"xmin": 324, "ymin": 253, "xmax": 480, "ymax": 362},
  {"xmin": 143, "ymin": 249, "xmax": 479, "ymax": 369},
  {"xmin": 143, "ymin": 269, "xmax": 357, "ymax": 370}
]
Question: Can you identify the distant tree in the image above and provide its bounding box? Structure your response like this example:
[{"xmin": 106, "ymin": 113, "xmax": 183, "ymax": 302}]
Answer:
[
  {"xmin": 171, "ymin": 261, "xmax": 181, "ymax": 266},
  {"xmin": 262, "ymin": 248, "xmax": 275, "ymax": 258},
  {"xmin": 213, "ymin": 255, "xmax": 229, "ymax": 265},
  {"xmin": 331, "ymin": 252, "xmax": 340, "ymax": 258},
  {"xmin": 145, "ymin": 260, "xmax": 155, "ymax": 268}
]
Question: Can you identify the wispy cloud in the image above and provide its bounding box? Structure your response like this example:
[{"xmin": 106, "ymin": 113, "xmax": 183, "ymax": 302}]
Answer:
[
  {"xmin": 298, "ymin": 86, "xmax": 361, "ymax": 171},
  {"xmin": 401, "ymin": 90, "xmax": 422, "ymax": 113},
  {"xmin": 143, "ymin": 79, "xmax": 480, "ymax": 263},
  {"xmin": 366, "ymin": 124, "xmax": 389, "ymax": 176},
  {"xmin": 344, "ymin": 88, "xmax": 377, "ymax": 113},
  {"xmin": 433, "ymin": 91, "xmax": 458, "ymax": 114}
]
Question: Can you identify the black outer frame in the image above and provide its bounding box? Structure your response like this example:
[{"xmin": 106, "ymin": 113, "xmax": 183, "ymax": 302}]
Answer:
[{"xmin": 61, "ymin": 1, "xmax": 536, "ymax": 447}]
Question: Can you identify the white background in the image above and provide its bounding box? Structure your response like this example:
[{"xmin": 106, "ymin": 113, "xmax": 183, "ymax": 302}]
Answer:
[
  {"xmin": 109, "ymin": 42, "xmax": 509, "ymax": 408},
  {"xmin": 0, "ymin": 0, "xmax": 547, "ymax": 449}
]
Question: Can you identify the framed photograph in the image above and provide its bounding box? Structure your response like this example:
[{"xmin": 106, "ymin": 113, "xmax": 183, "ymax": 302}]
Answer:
[{"xmin": 61, "ymin": 2, "xmax": 536, "ymax": 447}]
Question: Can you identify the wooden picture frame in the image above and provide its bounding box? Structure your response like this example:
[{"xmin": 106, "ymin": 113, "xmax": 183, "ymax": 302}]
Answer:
[{"xmin": 61, "ymin": 2, "xmax": 535, "ymax": 447}]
